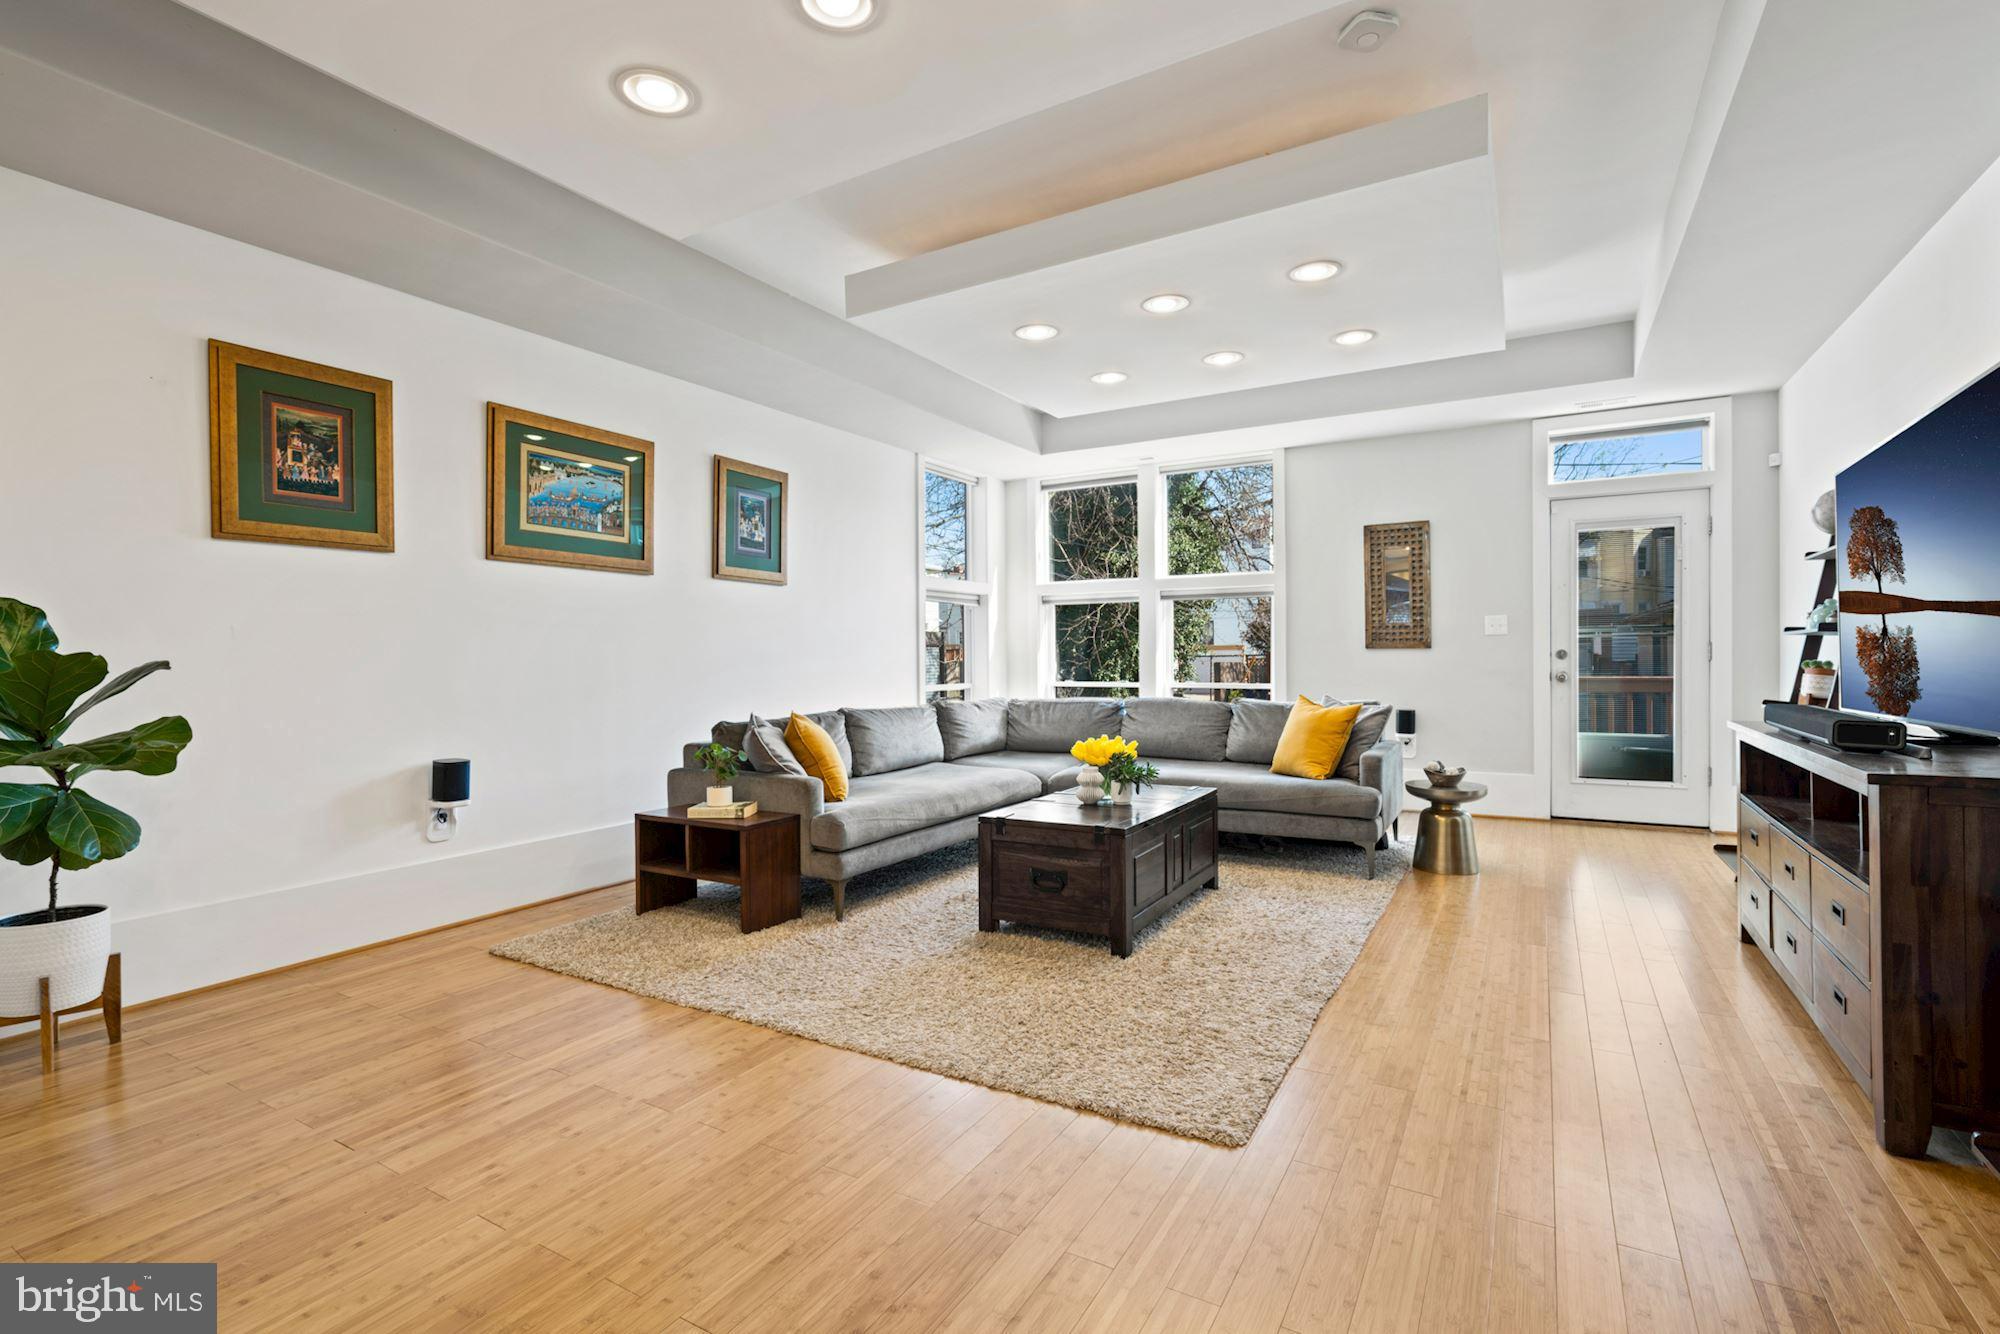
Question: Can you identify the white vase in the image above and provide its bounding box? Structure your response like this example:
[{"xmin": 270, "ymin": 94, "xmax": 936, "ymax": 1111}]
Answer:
[
  {"xmin": 706, "ymin": 785, "xmax": 733, "ymax": 806},
  {"xmin": 1075, "ymin": 770, "xmax": 1105, "ymax": 804},
  {"xmin": 1108, "ymin": 779, "xmax": 1133, "ymax": 805},
  {"xmin": 0, "ymin": 904, "xmax": 111, "ymax": 1015}
]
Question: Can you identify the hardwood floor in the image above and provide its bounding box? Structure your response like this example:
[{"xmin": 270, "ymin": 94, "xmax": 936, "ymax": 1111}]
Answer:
[{"xmin": 4, "ymin": 819, "xmax": 1998, "ymax": 1333}]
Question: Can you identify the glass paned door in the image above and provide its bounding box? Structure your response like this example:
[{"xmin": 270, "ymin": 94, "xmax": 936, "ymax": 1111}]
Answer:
[{"xmin": 1551, "ymin": 491, "xmax": 1709, "ymax": 825}]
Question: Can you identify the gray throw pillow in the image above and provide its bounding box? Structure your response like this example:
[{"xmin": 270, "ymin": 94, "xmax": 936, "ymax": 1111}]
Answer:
[
  {"xmin": 1324, "ymin": 699, "xmax": 1394, "ymax": 781},
  {"xmin": 744, "ymin": 714, "xmax": 806, "ymax": 776},
  {"xmin": 844, "ymin": 705, "xmax": 946, "ymax": 776},
  {"xmin": 1121, "ymin": 697, "xmax": 1233, "ymax": 761},
  {"xmin": 1005, "ymin": 698, "xmax": 1122, "ymax": 753},
  {"xmin": 1224, "ymin": 698, "xmax": 1294, "ymax": 765},
  {"xmin": 934, "ymin": 697, "xmax": 1008, "ymax": 759},
  {"xmin": 727, "ymin": 710, "xmax": 850, "ymax": 772},
  {"xmin": 710, "ymin": 719, "xmax": 751, "ymax": 752}
]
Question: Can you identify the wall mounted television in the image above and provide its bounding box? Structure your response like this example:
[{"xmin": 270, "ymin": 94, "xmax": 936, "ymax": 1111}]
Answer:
[{"xmin": 1835, "ymin": 359, "xmax": 2000, "ymax": 739}]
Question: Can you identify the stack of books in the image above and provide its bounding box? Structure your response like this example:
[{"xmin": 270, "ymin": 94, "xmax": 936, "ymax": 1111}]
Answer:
[{"xmin": 690, "ymin": 799, "xmax": 759, "ymax": 819}]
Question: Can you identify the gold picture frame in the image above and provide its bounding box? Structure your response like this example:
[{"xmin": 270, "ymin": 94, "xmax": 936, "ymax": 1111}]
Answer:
[
  {"xmin": 208, "ymin": 340, "xmax": 394, "ymax": 551},
  {"xmin": 712, "ymin": 455, "xmax": 789, "ymax": 585},
  {"xmin": 1364, "ymin": 520, "xmax": 1431, "ymax": 649},
  {"xmin": 486, "ymin": 403, "xmax": 654, "ymax": 574}
]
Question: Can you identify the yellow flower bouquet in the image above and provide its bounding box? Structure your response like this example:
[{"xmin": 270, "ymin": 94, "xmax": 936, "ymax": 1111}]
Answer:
[{"xmin": 1069, "ymin": 734, "xmax": 1146, "ymax": 805}]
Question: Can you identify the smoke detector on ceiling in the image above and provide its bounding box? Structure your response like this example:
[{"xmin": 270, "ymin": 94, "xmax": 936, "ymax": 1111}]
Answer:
[{"xmin": 1336, "ymin": 10, "xmax": 1400, "ymax": 52}]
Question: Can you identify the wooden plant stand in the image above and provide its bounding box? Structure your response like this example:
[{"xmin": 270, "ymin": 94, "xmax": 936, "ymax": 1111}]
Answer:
[{"xmin": 2, "ymin": 952, "xmax": 121, "ymax": 1074}]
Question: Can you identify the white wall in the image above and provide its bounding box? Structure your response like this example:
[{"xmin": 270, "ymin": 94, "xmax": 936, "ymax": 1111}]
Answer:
[
  {"xmin": 1283, "ymin": 423, "xmax": 1539, "ymax": 812},
  {"xmin": 0, "ymin": 168, "xmax": 919, "ymax": 1006},
  {"xmin": 1779, "ymin": 153, "xmax": 2000, "ymax": 658}
]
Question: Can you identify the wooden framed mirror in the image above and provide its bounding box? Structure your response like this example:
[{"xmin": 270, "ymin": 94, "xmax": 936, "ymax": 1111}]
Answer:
[{"xmin": 1364, "ymin": 520, "xmax": 1431, "ymax": 649}]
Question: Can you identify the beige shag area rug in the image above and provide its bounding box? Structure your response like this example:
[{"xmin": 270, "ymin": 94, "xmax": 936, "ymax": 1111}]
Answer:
[{"xmin": 494, "ymin": 837, "xmax": 1405, "ymax": 1145}]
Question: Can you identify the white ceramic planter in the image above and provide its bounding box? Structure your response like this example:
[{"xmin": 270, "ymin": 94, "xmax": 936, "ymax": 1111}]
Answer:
[
  {"xmin": 1801, "ymin": 671, "xmax": 1836, "ymax": 704},
  {"xmin": 1108, "ymin": 780, "xmax": 1133, "ymax": 805},
  {"xmin": 1074, "ymin": 771, "xmax": 1105, "ymax": 805},
  {"xmin": 706, "ymin": 785, "xmax": 733, "ymax": 806},
  {"xmin": 0, "ymin": 905, "xmax": 111, "ymax": 1015}
]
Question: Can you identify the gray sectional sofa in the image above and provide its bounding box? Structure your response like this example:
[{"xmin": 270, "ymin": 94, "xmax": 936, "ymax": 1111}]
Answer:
[{"xmin": 667, "ymin": 696, "xmax": 1402, "ymax": 918}]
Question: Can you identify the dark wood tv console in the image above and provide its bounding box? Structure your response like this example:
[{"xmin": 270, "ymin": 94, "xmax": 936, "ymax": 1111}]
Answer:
[{"xmin": 1732, "ymin": 721, "xmax": 2000, "ymax": 1156}]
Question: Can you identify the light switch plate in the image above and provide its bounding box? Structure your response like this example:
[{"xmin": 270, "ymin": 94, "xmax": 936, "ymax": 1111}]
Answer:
[{"xmin": 1484, "ymin": 614, "xmax": 1509, "ymax": 635}]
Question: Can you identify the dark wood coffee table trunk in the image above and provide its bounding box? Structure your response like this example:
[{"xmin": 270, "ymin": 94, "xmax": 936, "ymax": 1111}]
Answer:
[{"xmin": 978, "ymin": 786, "xmax": 1219, "ymax": 957}]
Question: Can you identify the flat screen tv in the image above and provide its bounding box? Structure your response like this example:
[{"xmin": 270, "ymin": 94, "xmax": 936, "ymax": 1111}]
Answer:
[{"xmin": 1835, "ymin": 360, "xmax": 2000, "ymax": 738}]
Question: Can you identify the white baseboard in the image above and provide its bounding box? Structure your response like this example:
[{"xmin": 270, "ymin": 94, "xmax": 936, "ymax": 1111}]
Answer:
[
  {"xmin": 2, "ymin": 824, "xmax": 628, "ymax": 1037},
  {"xmin": 1398, "ymin": 769, "xmax": 1541, "ymax": 820}
]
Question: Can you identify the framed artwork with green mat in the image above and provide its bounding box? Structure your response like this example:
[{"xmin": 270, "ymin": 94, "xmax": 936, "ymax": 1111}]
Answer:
[
  {"xmin": 208, "ymin": 340, "xmax": 394, "ymax": 551},
  {"xmin": 486, "ymin": 403, "xmax": 654, "ymax": 575},
  {"xmin": 712, "ymin": 455, "xmax": 787, "ymax": 585}
]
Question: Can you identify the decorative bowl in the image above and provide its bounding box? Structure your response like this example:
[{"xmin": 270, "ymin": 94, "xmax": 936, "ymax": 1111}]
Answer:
[{"xmin": 1423, "ymin": 762, "xmax": 1467, "ymax": 789}]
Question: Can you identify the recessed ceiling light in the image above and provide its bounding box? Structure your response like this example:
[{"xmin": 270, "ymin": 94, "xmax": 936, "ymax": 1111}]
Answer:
[
  {"xmin": 1288, "ymin": 259, "xmax": 1342, "ymax": 283},
  {"xmin": 1332, "ymin": 329, "xmax": 1376, "ymax": 346},
  {"xmin": 1013, "ymin": 323, "xmax": 1059, "ymax": 342},
  {"xmin": 800, "ymin": 0, "xmax": 878, "ymax": 30},
  {"xmin": 1090, "ymin": 371, "xmax": 1128, "ymax": 385},
  {"xmin": 615, "ymin": 68, "xmax": 695, "ymax": 116},
  {"xmin": 1141, "ymin": 294, "xmax": 1190, "ymax": 315},
  {"xmin": 523, "ymin": 433, "xmax": 545, "ymax": 441},
  {"xmin": 1202, "ymin": 351, "xmax": 1245, "ymax": 367}
]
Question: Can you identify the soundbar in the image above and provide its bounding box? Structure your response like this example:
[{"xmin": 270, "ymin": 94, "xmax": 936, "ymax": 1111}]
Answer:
[{"xmin": 1763, "ymin": 700, "xmax": 1906, "ymax": 753}]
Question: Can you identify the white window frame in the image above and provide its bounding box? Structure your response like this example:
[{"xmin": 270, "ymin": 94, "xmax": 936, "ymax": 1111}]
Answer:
[
  {"xmin": 1546, "ymin": 413, "xmax": 1715, "ymax": 488},
  {"xmin": 917, "ymin": 460, "xmax": 990, "ymax": 701},
  {"xmin": 1035, "ymin": 454, "xmax": 1284, "ymax": 700}
]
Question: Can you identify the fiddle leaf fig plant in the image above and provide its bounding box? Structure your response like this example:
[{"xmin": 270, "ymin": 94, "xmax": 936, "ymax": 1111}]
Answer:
[{"xmin": 0, "ymin": 598, "xmax": 191, "ymax": 923}]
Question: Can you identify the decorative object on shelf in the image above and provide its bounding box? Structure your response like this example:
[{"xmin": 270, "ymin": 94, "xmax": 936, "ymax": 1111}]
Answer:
[
  {"xmin": 693, "ymin": 741, "xmax": 747, "ymax": 807},
  {"xmin": 1069, "ymin": 734, "xmax": 1137, "ymax": 805},
  {"xmin": 1799, "ymin": 659, "xmax": 1837, "ymax": 705},
  {"xmin": 486, "ymin": 403, "xmax": 653, "ymax": 573},
  {"xmin": 1810, "ymin": 596, "xmax": 1840, "ymax": 629},
  {"xmin": 427, "ymin": 758, "xmax": 470, "ymax": 843},
  {"xmin": 1422, "ymin": 760, "xmax": 1466, "ymax": 788},
  {"xmin": 712, "ymin": 456, "xmax": 789, "ymax": 585},
  {"xmin": 1406, "ymin": 776, "xmax": 1487, "ymax": 874},
  {"xmin": 1102, "ymin": 748, "xmax": 1161, "ymax": 806},
  {"xmin": 1811, "ymin": 488, "xmax": 1837, "ymax": 539},
  {"xmin": 0, "ymin": 597, "xmax": 190, "ymax": 1071},
  {"xmin": 208, "ymin": 339, "xmax": 394, "ymax": 551},
  {"xmin": 1364, "ymin": 520, "xmax": 1431, "ymax": 648}
]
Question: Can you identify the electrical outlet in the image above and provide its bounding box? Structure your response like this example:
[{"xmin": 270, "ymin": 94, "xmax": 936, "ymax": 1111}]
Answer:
[{"xmin": 1484, "ymin": 614, "xmax": 1509, "ymax": 635}]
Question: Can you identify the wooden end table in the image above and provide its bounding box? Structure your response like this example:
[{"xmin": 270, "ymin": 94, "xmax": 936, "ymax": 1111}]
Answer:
[
  {"xmin": 1404, "ymin": 780, "xmax": 1488, "ymax": 875},
  {"xmin": 978, "ymin": 786, "xmax": 1219, "ymax": 957},
  {"xmin": 634, "ymin": 808, "xmax": 801, "ymax": 933}
]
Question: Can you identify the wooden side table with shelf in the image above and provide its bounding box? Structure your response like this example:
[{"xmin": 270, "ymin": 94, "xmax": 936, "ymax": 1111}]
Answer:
[{"xmin": 634, "ymin": 808, "xmax": 801, "ymax": 933}]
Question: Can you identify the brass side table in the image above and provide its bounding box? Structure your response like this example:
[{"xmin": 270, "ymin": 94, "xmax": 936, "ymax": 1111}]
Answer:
[{"xmin": 1405, "ymin": 780, "xmax": 1487, "ymax": 874}]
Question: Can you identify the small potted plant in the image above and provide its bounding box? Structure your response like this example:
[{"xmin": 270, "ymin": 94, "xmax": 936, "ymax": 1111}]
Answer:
[
  {"xmin": 1102, "ymin": 748, "xmax": 1160, "ymax": 806},
  {"xmin": 1068, "ymin": 734, "xmax": 1138, "ymax": 805},
  {"xmin": 1800, "ymin": 659, "xmax": 1837, "ymax": 704},
  {"xmin": 693, "ymin": 741, "xmax": 747, "ymax": 806},
  {"xmin": 1, "ymin": 597, "xmax": 190, "ymax": 1020}
]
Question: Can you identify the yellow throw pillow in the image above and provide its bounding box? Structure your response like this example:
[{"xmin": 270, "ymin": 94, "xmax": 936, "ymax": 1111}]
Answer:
[
  {"xmin": 1271, "ymin": 696, "xmax": 1362, "ymax": 781},
  {"xmin": 785, "ymin": 712, "xmax": 848, "ymax": 802}
]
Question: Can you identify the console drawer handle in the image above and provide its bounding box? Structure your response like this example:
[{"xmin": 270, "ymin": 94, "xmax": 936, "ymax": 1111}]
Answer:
[
  {"xmin": 1749, "ymin": 890, "xmax": 1760, "ymax": 909},
  {"xmin": 1832, "ymin": 986, "xmax": 1849, "ymax": 1014},
  {"xmin": 1030, "ymin": 868, "xmax": 1068, "ymax": 893},
  {"xmin": 1831, "ymin": 901, "xmax": 1846, "ymax": 925},
  {"xmin": 1782, "ymin": 861, "xmax": 1795, "ymax": 879},
  {"xmin": 1785, "ymin": 932, "xmax": 1798, "ymax": 953},
  {"xmin": 1748, "ymin": 829, "xmax": 1760, "ymax": 845}
]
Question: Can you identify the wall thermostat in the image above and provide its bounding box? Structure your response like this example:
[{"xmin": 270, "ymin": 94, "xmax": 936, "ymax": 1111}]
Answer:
[{"xmin": 1337, "ymin": 10, "xmax": 1400, "ymax": 52}]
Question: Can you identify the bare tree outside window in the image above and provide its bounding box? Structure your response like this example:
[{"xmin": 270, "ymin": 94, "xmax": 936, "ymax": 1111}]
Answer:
[
  {"xmin": 1166, "ymin": 465, "xmax": 1273, "ymax": 574},
  {"xmin": 1551, "ymin": 425, "xmax": 1705, "ymax": 483},
  {"xmin": 1054, "ymin": 601, "xmax": 1139, "ymax": 696},
  {"xmin": 924, "ymin": 472, "xmax": 968, "ymax": 579},
  {"xmin": 1047, "ymin": 482, "xmax": 1138, "ymax": 581}
]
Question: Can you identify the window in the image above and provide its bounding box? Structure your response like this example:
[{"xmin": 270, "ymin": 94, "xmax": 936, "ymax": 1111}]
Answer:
[
  {"xmin": 1165, "ymin": 464, "xmax": 1273, "ymax": 575},
  {"xmin": 1046, "ymin": 480, "xmax": 1138, "ymax": 581},
  {"xmin": 1038, "ymin": 457, "xmax": 1281, "ymax": 698},
  {"xmin": 919, "ymin": 463, "xmax": 988, "ymax": 700},
  {"xmin": 1550, "ymin": 422, "xmax": 1708, "ymax": 484},
  {"xmin": 1052, "ymin": 601, "xmax": 1140, "ymax": 697},
  {"xmin": 1170, "ymin": 594, "xmax": 1272, "ymax": 701},
  {"xmin": 924, "ymin": 471, "xmax": 968, "ymax": 579},
  {"xmin": 923, "ymin": 598, "xmax": 967, "ymax": 700}
]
